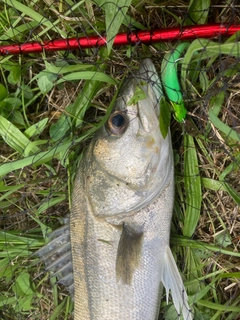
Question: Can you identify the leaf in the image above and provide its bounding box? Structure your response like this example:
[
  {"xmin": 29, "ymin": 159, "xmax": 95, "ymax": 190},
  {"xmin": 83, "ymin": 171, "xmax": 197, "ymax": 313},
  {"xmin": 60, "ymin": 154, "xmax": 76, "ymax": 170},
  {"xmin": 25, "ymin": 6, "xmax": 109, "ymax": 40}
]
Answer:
[
  {"xmin": 16, "ymin": 295, "xmax": 34, "ymax": 312},
  {"xmin": 12, "ymin": 272, "xmax": 34, "ymax": 296},
  {"xmin": 186, "ymin": 0, "xmax": 210, "ymax": 25},
  {"xmin": 209, "ymin": 92, "xmax": 225, "ymax": 117},
  {"xmin": 0, "ymin": 183, "xmax": 24, "ymax": 193},
  {"xmin": 70, "ymin": 77, "xmax": 102, "ymax": 128},
  {"xmin": 209, "ymin": 109, "xmax": 240, "ymax": 142},
  {"xmin": 0, "ymin": 184, "xmax": 24, "ymax": 204},
  {"xmin": 214, "ymin": 230, "xmax": 232, "ymax": 248},
  {"xmin": 24, "ymin": 118, "xmax": 49, "ymax": 138},
  {"xmin": 1, "ymin": 61, "xmax": 16, "ymax": 71},
  {"xmin": 164, "ymin": 304, "xmax": 185, "ymax": 320},
  {"xmin": 219, "ymin": 154, "xmax": 240, "ymax": 180},
  {"xmin": 21, "ymin": 84, "xmax": 34, "ymax": 100},
  {"xmin": 223, "ymin": 182, "xmax": 240, "ymax": 205},
  {"xmin": 11, "ymin": 110, "xmax": 26, "ymax": 127},
  {"xmin": 201, "ymin": 177, "xmax": 240, "ymax": 200},
  {"xmin": 2, "ymin": 61, "xmax": 22, "ymax": 85},
  {"xmin": 219, "ymin": 272, "xmax": 240, "ymax": 279},
  {"xmin": 12, "ymin": 272, "xmax": 35, "ymax": 312},
  {"xmin": 8, "ymin": 64, "xmax": 21, "ymax": 85},
  {"xmin": 45, "ymin": 61, "xmax": 93, "ymax": 74},
  {"xmin": 35, "ymin": 196, "xmax": 66, "ymax": 215},
  {"xmin": 50, "ymin": 113, "xmax": 71, "ymax": 141},
  {"xmin": 3, "ymin": 97, "xmax": 22, "ymax": 109},
  {"xmin": 198, "ymin": 300, "xmax": 240, "ymax": 312},
  {"xmin": 37, "ymin": 73, "xmax": 57, "ymax": 94},
  {"xmin": 104, "ymin": 0, "xmax": 132, "ymax": 54},
  {"xmin": 183, "ymin": 133, "xmax": 202, "ymax": 237},
  {"xmin": 56, "ymin": 71, "xmax": 118, "ymax": 86},
  {"xmin": 159, "ymin": 98, "xmax": 171, "ymax": 139},
  {"xmin": 0, "ymin": 296, "xmax": 16, "ymax": 308},
  {"xmin": 199, "ymin": 70, "xmax": 209, "ymax": 93},
  {"xmin": 127, "ymin": 84, "xmax": 147, "ymax": 105},
  {"xmin": 0, "ymin": 115, "xmax": 39, "ymax": 155},
  {"xmin": 171, "ymin": 235, "xmax": 240, "ymax": 258},
  {"xmin": 50, "ymin": 298, "xmax": 68, "ymax": 320},
  {"xmin": 0, "ymin": 84, "xmax": 7, "ymax": 101}
]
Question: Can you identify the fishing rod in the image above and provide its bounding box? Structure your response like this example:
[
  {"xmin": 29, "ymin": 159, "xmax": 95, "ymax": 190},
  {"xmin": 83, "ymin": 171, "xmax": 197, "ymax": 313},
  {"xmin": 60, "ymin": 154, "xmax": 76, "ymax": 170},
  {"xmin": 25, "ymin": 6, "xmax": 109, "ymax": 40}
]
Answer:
[{"xmin": 0, "ymin": 24, "xmax": 240, "ymax": 55}]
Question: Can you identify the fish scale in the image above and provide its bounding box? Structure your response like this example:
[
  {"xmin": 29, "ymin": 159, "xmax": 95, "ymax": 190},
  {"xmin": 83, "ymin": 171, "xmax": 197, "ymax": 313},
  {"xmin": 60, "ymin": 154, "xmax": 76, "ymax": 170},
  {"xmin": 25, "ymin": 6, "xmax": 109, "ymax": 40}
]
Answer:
[{"xmin": 36, "ymin": 59, "xmax": 192, "ymax": 320}]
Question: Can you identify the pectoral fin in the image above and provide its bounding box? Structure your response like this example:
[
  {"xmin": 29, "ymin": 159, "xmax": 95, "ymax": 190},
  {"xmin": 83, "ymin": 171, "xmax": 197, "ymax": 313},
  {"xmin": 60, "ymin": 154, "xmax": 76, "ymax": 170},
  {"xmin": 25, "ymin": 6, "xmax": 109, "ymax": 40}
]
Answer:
[
  {"xmin": 116, "ymin": 223, "xmax": 143, "ymax": 285},
  {"xmin": 162, "ymin": 246, "xmax": 193, "ymax": 320}
]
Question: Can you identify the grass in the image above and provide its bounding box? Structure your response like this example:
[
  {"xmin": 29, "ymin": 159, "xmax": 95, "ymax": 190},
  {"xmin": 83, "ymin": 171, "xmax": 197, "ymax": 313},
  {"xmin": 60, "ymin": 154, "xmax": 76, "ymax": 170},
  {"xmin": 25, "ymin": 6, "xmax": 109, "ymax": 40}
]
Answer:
[{"xmin": 0, "ymin": 0, "xmax": 240, "ymax": 319}]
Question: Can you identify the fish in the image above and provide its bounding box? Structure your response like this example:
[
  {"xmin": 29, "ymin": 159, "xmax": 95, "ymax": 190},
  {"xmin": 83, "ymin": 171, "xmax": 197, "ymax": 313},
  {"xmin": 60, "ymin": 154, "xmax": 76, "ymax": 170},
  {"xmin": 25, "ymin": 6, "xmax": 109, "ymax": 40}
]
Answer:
[{"xmin": 36, "ymin": 59, "xmax": 193, "ymax": 320}]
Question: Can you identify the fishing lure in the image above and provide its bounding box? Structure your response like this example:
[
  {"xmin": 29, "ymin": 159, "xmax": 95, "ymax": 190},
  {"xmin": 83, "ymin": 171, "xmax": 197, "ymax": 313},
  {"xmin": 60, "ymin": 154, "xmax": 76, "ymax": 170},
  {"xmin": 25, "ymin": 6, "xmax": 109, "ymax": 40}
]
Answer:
[{"xmin": 161, "ymin": 42, "xmax": 190, "ymax": 122}]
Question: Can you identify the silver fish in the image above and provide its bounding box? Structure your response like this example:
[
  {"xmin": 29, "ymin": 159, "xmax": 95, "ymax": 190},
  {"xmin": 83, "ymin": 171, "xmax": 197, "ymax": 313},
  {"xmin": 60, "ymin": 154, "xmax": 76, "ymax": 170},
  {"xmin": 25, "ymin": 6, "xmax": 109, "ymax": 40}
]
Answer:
[{"xmin": 37, "ymin": 59, "xmax": 192, "ymax": 320}]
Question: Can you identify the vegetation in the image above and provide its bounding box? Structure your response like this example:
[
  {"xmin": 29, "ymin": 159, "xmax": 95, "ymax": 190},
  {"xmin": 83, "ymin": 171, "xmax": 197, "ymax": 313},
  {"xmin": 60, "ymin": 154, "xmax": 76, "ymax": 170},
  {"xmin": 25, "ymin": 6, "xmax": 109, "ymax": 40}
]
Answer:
[{"xmin": 0, "ymin": 0, "xmax": 239, "ymax": 319}]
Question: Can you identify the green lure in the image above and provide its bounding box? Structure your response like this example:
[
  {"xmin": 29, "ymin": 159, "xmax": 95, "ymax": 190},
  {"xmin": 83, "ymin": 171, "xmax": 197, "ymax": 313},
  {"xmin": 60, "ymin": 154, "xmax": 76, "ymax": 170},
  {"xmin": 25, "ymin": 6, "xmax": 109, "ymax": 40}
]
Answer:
[{"xmin": 161, "ymin": 42, "xmax": 190, "ymax": 122}]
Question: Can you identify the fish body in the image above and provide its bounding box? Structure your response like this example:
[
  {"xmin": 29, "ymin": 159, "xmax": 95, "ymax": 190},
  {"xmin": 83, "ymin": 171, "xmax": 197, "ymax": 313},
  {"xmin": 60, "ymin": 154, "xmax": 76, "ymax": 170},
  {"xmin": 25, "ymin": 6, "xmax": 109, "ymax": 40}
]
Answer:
[{"xmin": 37, "ymin": 59, "xmax": 192, "ymax": 320}]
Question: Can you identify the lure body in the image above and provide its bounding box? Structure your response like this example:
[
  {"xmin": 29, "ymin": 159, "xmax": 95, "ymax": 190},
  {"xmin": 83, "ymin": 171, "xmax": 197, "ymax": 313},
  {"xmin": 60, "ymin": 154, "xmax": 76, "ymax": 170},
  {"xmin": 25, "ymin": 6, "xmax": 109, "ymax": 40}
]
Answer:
[{"xmin": 161, "ymin": 42, "xmax": 190, "ymax": 122}]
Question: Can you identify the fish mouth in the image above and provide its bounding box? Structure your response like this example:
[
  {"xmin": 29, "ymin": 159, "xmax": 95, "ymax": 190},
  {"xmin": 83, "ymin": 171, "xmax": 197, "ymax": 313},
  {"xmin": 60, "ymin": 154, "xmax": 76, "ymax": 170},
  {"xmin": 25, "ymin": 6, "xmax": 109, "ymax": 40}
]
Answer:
[{"xmin": 134, "ymin": 60, "xmax": 162, "ymax": 133}]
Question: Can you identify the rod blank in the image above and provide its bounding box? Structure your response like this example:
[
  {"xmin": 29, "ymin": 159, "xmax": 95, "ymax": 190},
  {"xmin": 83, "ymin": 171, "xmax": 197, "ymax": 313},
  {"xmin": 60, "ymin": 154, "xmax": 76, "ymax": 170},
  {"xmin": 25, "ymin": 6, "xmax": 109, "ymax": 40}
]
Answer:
[{"xmin": 0, "ymin": 24, "xmax": 239, "ymax": 55}]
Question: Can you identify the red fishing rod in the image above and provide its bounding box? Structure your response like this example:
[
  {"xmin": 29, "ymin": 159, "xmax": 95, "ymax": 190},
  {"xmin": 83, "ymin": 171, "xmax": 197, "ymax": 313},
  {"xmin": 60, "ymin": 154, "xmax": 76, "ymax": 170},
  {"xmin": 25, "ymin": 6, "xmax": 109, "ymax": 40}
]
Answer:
[{"xmin": 0, "ymin": 24, "xmax": 239, "ymax": 55}]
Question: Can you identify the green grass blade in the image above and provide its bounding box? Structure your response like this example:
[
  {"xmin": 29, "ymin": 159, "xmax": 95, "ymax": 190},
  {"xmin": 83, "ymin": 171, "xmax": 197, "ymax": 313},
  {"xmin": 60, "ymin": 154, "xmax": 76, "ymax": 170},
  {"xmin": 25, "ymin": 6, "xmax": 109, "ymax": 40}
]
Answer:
[
  {"xmin": 2, "ymin": 0, "xmax": 63, "ymax": 37},
  {"xmin": 50, "ymin": 297, "xmax": 67, "ymax": 320},
  {"xmin": 45, "ymin": 62, "xmax": 94, "ymax": 74},
  {"xmin": 218, "ymin": 272, "xmax": 240, "ymax": 279},
  {"xmin": 104, "ymin": 0, "xmax": 132, "ymax": 54},
  {"xmin": 201, "ymin": 178, "xmax": 240, "ymax": 205},
  {"xmin": 24, "ymin": 118, "xmax": 48, "ymax": 138},
  {"xmin": 198, "ymin": 300, "xmax": 240, "ymax": 312},
  {"xmin": 186, "ymin": 0, "xmax": 210, "ymax": 25},
  {"xmin": 209, "ymin": 109, "xmax": 240, "ymax": 142},
  {"xmin": 56, "ymin": 71, "xmax": 118, "ymax": 85},
  {"xmin": 171, "ymin": 235, "xmax": 240, "ymax": 258},
  {"xmin": 183, "ymin": 133, "xmax": 202, "ymax": 237},
  {"xmin": 0, "ymin": 231, "xmax": 43, "ymax": 248},
  {"xmin": 0, "ymin": 115, "xmax": 40, "ymax": 155}
]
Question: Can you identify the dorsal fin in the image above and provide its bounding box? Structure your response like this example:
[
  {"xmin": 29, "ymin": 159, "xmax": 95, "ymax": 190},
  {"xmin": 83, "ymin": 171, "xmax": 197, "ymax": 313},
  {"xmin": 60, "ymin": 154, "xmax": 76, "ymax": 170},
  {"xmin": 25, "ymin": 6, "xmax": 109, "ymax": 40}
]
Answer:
[{"xmin": 35, "ymin": 223, "xmax": 74, "ymax": 298}]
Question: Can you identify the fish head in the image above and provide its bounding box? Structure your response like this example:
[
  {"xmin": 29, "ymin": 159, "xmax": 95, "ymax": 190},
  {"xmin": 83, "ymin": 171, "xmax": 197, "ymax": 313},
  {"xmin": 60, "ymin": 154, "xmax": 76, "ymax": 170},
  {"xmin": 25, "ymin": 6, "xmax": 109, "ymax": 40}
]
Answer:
[{"xmin": 84, "ymin": 59, "xmax": 173, "ymax": 220}]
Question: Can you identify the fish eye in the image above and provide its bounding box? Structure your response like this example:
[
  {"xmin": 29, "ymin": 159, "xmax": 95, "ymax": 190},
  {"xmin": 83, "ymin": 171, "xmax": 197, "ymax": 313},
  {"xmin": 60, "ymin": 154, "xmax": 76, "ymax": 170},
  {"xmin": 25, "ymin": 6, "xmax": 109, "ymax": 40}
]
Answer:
[
  {"xmin": 112, "ymin": 113, "xmax": 125, "ymax": 127},
  {"xmin": 107, "ymin": 111, "xmax": 127, "ymax": 135}
]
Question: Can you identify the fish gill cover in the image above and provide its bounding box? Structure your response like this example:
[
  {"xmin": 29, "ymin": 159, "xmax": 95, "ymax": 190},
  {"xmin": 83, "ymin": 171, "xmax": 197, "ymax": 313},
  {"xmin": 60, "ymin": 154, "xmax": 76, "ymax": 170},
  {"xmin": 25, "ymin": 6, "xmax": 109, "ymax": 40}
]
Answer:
[{"xmin": 0, "ymin": 1, "xmax": 240, "ymax": 319}]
